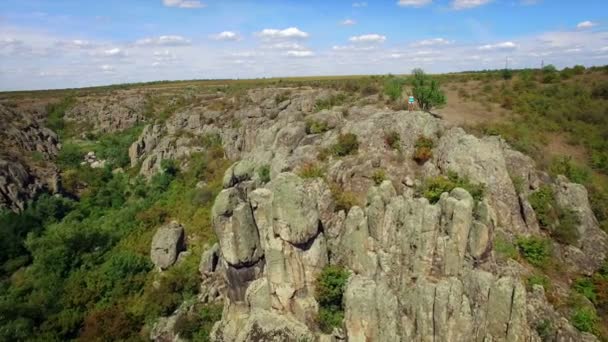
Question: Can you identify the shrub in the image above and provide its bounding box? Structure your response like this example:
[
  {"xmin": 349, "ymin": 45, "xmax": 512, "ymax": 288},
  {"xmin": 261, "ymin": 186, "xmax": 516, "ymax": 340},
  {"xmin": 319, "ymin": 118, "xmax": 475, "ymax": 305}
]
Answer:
[
  {"xmin": 528, "ymin": 185, "xmax": 580, "ymax": 245},
  {"xmin": 200, "ymin": 132, "xmax": 222, "ymax": 148},
  {"xmin": 174, "ymin": 303, "xmax": 222, "ymax": 340},
  {"xmin": 330, "ymin": 133, "xmax": 359, "ymax": 157},
  {"xmin": 315, "ymin": 94, "xmax": 347, "ymax": 111},
  {"xmin": 257, "ymin": 164, "xmax": 271, "ymax": 183},
  {"xmin": 535, "ymin": 319, "xmax": 554, "ymax": 341},
  {"xmin": 542, "ymin": 65, "xmax": 559, "ymax": 83},
  {"xmin": 591, "ymin": 81, "xmax": 608, "ymax": 100},
  {"xmin": 305, "ymin": 119, "xmax": 329, "ymax": 134},
  {"xmin": 527, "ymin": 274, "xmax": 550, "ymax": 290},
  {"xmin": 419, "ymin": 171, "xmax": 485, "ymax": 204},
  {"xmin": 571, "ymin": 306, "xmax": 599, "ymax": 333},
  {"xmin": 384, "ymin": 77, "xmax": 405, "ymax": 101},
  {"xmin": 516, "ymin": 236, "xmax": 551, "ymax": 267},
  {"xmin": 330, "ymin": 184, "xmax": 359, "ymax": 212},
  {"xmin": 316, "ymin": 265, "xmax": 350, "ymax": 333},
  {"xmin": 384, "ymin": 131, "xmax": 401, "ymax": 150},
  {"xmin": 494, "ymin": 235, "xmax": 518, "ymax": 260},
  {"xmin": 501, "ymin": 68, "xmax": 513, "ymax": 80},
  {"xmin": 574, "ymin": 277, "xmax": 597, "ymax": 303},
  {"xmin": 411, "ymin": 68, "xmax": 446, "ymax": 111},
  {"xmin": 46, "ymin": 97, "xmax": 75, "ymax": 135},
  {"xmin": 413, "ymin": 136, "xmax": 434, "ymax": 164},
  {"xmin": 298, "ymin": 163, "xmax": 325, "ymax": 179},
  {"xmin": 372, "ymin": 169, "xmax": 387, "ymax": 185},
  {"xmin": 549, "ymin": 156, "xmax": 591, "ymax": 185}
]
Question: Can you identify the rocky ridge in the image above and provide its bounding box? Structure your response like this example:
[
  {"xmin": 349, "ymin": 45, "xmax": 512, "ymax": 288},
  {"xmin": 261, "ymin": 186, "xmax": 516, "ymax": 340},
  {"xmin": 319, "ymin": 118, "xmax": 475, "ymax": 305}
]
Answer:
[{"xmin": 127, "ymin": 87, "xmax": 607, "ymax": 341}]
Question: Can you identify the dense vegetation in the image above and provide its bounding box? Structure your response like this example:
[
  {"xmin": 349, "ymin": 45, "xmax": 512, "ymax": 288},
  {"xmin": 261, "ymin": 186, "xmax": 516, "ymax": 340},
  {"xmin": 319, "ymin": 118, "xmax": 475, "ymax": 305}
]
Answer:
[
  {"xmin": 315, "ymin": 265, "xmax": 350, "ymax": 333},
  {"xmin": 0, "ymin": 121, "xmax": 228, "ymax": 340}
]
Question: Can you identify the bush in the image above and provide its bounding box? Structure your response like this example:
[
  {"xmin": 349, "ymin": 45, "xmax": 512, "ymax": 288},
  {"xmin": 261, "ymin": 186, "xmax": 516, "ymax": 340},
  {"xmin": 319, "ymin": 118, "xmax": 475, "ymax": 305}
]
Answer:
[
  {"xmin": 549, "ymin": 156, "xmax": 591, "ymax": 185},
  {"xmin": 330, "ymin": 133, "xmax": 359, "ymax": 157},
  {"xmin": 257, "ymin": 164, "xmax": 271, "ymax": 183},
  {"xmin": 494, "ymin": 234, "xmax": 518, "ymax": 260},
  {"xmin": 298, "ymin": 163, "xmax": 325, "ymax": 179},
  {"xmin": 46, "ymin": 97, "xmax": 75, "ymax": 134},
  {"xmin": 174, "ymin": 303, "xmax": 222, "ymax": 340},
  {"xmin": 571, "ymin": 306, "xmax": 599, "ymax": 333},
  {"xmin": 574, "ymin": 277, "xmax": 597, "ymax": 303},
  {"xmin": 527, "ymin": 274, "xmax": 550, "ymax": 290},
  {"xmin": 528, "ymin": 185, "xmax": 580, "ymax": 245},
  {"xmin": 542, "ymin": 65, "xmax": 559, "ymax": 83},
  {"xmin": 316, "ymin": 265, "xmax": 350, "ymax": 333},
  {"xmin": 419, "ymin": 171, "xmax": 485, "ymax": 204},
  {"xmin": 411, "ymin": 68, "xmax": 446, "ymax": 111},
  {"xmin": 330, "ymin": 184, "xmax": 359, "ymax": 212},
  {"xmin": 591, "ymin": 81, "xmax": 608, "ymax": 100},
  {"xmin": 384, "ymin": 131, "xmax": 401, "ymax": 150},
  {"xmin": 305, "ymin": 119, "xmax": 329, "ymax": 134},
  {"xmin": 413, "ymin": 136, "xmax": 434, "ymax": 164},
  {"xmin": 516, "ymin": 236, "xmax": 551, "ymax": 267},
  {"xmin": 535, "ymin": 319, "xmax": 554, "ymax": 341},
  {"xmin": 372, "ymin": 169, "xmax": 387, "ymax": 185},
  {"xmin": 315, "ymin": 94, "xmax": 347, "ymax": 111},
  {"xmin": 384, "ymin": 77, "xmax": 405, "ymax": 101}
]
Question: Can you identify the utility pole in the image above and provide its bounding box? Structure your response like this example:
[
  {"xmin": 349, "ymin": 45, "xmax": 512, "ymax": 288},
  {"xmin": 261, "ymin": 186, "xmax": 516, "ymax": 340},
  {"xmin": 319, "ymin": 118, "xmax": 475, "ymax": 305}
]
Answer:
[
  {"xmin": 541, "ymin": 60, "xmax": 544, "ymax": 69},
  {"xmin": 505, "ymin": 56, "xmax": 509, "ymax": 70}
]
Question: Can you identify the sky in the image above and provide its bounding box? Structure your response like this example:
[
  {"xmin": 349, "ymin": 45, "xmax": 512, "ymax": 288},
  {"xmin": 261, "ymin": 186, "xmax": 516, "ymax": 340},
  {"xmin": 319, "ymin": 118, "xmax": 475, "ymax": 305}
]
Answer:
[{"xmin": 1, "ymin": 0, "xmax": 607, "ymax": 91}]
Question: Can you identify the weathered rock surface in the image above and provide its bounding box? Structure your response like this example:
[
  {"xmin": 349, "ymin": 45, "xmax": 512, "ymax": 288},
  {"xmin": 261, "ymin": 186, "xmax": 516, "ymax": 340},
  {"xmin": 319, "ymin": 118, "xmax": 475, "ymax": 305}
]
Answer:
[
  {"xmin": 150, "ymin": 221, "xmax": 186, "ymax": 270},
  {"xmin": 0, "ymin": 103, "xmax": 60, "ymax": 211}
]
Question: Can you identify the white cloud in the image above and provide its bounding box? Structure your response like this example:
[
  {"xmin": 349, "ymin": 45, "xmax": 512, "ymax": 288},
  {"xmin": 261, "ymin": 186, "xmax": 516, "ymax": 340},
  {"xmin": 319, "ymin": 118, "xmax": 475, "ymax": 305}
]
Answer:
[
  {"xmin": 577, "ymin": 21, "xmax": 597, "ymax": 29},
  {"xmin": 478, "ymin": 41, "xmax": 517, "ymax": 50},
  {"xmin": 257, "ymin": 27, "xmax": 309, "ymax": 40},
  {"xmin": 211, "ymin": 31, "xmax": 241, "ymax": 41},
  {"xmin": 162, "ymin": 0, "xmax": 205, "ymax": 9},
  {"xmin": 352, "ymin": 2, "xmax": 367, "ymax": 7},
  {"xmin": 452, "ymin": 0, "xmax": 492, "ymax": 10},
  {"xmin": 332, "ymin": 45, "xmax": 376, "ymax": 52},
  {"xmin": 93, "ymin": 47, "xmax": 127, "ymax": 58},
  {"xmin": 263, "ymin": 42, "xmax": 306, "ymax": 50},
  {"xmin": 411, "ymin": 38, "xmax": 453, "ymax": 47},
  {"xmin": 397, "ymin": 0, "xmax": 432, "ymax": 7},
  {"xmin": 99, "ymin": 64, "xmax": 114, "ymax": 72},
  {"xmin": 349, "ymin": 34, "xmax": 386, "ymax": 44},
  {"xmin": 341, "ymin": 19, "xmax": 356, "ymax": 26},
  {"xmin": 285, "ymin": 50, "xmax": 314, "ymax": 57},
  {"xmin": 135, "ymin": 35, "xmax": 191, "ymax": 46}
]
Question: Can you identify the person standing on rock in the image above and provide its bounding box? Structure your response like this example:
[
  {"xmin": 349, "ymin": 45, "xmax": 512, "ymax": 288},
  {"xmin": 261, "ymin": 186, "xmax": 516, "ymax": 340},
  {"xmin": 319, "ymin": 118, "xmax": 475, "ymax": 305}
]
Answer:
[{"xmin": 408, "ymin": 94, "xmax": 415, "ymax": 112}]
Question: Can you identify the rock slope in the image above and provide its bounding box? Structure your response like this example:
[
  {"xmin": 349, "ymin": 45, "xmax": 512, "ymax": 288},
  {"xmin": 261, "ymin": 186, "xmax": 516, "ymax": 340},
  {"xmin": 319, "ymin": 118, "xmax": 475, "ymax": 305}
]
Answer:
[{"xmin": 127, "ymin": 87, "xmax": 607, "ymax": 341}]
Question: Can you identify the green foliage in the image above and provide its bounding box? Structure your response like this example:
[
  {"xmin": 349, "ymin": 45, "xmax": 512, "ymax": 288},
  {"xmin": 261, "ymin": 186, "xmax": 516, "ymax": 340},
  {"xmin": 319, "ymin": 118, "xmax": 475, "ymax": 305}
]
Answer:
[
  {"xmin": 571, "ymin": 306, "xmax": 599, "ymax": 333},
  {"xmin": 315, "ymin": 93, "xmax": 347, "ymax": 111},
  {"xmin": 57, "ymin": 142, "xmax": 85, "ymax": 169},
  {"xmin": 330, "ymin": 133, "xmax": 359, "ymax": 157},
  {"xmin": 528, "ymin": 185, "xmax": 580, "ymax": 245},
  {"xmin": 574, "ymin": 277, "xmax": 597, "ymax": 303},
  {"xmin": 516, "ymin": 236, "xmax": 551, "ymax": 267},
  {"xmin": 315, "ymin": 265, "xmax": 350, "ymax": 333},
  {"xmin": 591, "ymin": 81, "xmax": 608, "ymax": 100},
  {"xmin": 535, "ymin": 319, "xmax": 554, "ymax": 341},
  {"xmin": 372, "ymin": 169, "xmax": 387, "ymax": 185},
  {"xmin": 413, "ymin": 135, "xmax": 434, "ymax": 164},
  {"xmin": 549, "ymin": 156, "xmax": 591, "ymax": 185},
  {"xmin": 94, "ymin": 125, "xmax": 144, "ymax": 168},
  {"xmin": 527, "ymin": 274, "xmax": 550, "ymax": 290},
  {"xmin": 501, "ymin": 68, "xmax": 513, "ymax": 80},
  {"xmin": 494, "ymin": 235, "xmax": 518, "ymax": 260},
  {"xmin": 384, "ymin": 77, "xmax": 405, "ymax": 101},
  {"xmin": 46, "ymin": 97, "xmax": 75, "ymax": 134},
  {"xmin": 0, "ymin": 145, "xmax": 229, "ymax": 341},
  {"xmin": 330, "ymin": 184, "xmax": 359, "ymax": 213},
  {"xmin": 542, "ymin": 64, "xmax": 559, "ymax": 83},
  {"xmin": 411, "ymin": 68, "xmax": 446, "ymax": 111},
  {"xmin": 305, "ymin": 119, "xmax": 329, "ymax": 134},
  {"xmin": 384, "ymin": 130, "xmax": 401, "ymax": 150},
  {"xmin": 200, "ymin": 132, "xmax": 223, "ymax": 148},
  {"xmin": 257, "ymin": 164, "xmax": 271, "ymax": 183},
  {"xmin": 174, "ymin": 304, "xmax": 223, "ymax": 341},
  {"xmin": 298, "ymin": 163, "xmax": 325, "ymax": 179},
  {"xmin": 419, "ymin": 171, "xmax": 485, "ymax": 204}
]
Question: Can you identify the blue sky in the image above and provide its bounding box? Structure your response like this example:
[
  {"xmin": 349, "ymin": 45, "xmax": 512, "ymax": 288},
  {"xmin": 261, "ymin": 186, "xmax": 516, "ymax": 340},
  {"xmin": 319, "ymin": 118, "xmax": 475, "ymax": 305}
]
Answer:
[{"xmin": 1, "ymin": 0, "xmax": 607, "ymax": 90}]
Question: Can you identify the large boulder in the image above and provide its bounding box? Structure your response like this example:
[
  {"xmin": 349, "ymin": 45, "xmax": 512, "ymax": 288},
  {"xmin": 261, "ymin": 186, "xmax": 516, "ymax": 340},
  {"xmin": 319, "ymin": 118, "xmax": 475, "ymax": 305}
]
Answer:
[{"xmin": 150, "ymin": 221, "xmax": 186, "ymax": 270}]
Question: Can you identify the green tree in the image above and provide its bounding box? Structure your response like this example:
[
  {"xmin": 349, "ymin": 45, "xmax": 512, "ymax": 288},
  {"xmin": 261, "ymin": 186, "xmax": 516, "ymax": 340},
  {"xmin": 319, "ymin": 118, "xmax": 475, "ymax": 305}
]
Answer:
[{"xmin": 411, "ymin": 68, "xmax": 446, "ymax": 111}]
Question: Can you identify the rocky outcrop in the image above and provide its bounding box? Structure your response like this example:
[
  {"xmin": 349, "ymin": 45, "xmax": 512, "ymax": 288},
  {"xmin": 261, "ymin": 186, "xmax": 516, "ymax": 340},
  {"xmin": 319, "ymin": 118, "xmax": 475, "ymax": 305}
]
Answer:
[
  {"xmin": 150, "ymin": 221, "xmax": 186, "ymax": 270},
  {"xmin": 0, "ymin": 103, "xmax": 60, "ymax": 211},
  {"xmin": 65, "ymin": 92, "xmax": 146, "ymax": 133}
]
